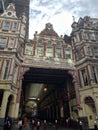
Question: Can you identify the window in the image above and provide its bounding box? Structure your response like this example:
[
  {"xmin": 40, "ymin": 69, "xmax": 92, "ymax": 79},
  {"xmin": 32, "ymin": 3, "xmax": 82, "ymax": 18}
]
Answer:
[
  {"xmin": 25, "ymin": 44, "xmax": 33, "ymax": 55},
  {"xmin": 95, "ymin": 32, "xmax": 98, "ymax": 40},
  {"xmin": 8, "ymin": 38, "xmax": 15, "ymax": 48},
  {"xmin": 81, "ymin": 69, "xmax": 88, "ymax": 86},
  {"xmin": 37, "ymin": 39, "xmax": 42, "ymax": 45},
  {"xmin": 0, "ymin": 37, "xmax": 6, "ymax": 48},
  {"xmin": 55, "ymin": 48, "xmax": 62, "ymax": 58},
  {"xmin": 3, "ymin": 21, "xmax": 10, "ymax": 30},
  {"xmin": 3, "ymin": 60, "xmax": 10, "ymax": 79},
  {"xmin": 0, "ymin": 59, "xmax": 2, "ymax": 70},
  {"xmin": 46, "ymin": 47, "xmax": 53, "ymax": 57},
  {"xmin": 65, "ymin": 49, "xmax": 71, "ymax": 59},
  {"xmin": 91, "ymin": 66, "xmax": 98, "ymax": 83},
  {"xmin": 12, "ymin": 22, "xmax": 17, "ymax": 32},
  {"xmin": 83, "ymin": 32, "xmax": 88, "ymax": 40},
  {"xmin": 56, "ymin": 41, "xmax": 62, "ymax": 46},
  {"xmin": 88, "ymin": 32, "xmax": 95, "ymax": 40},
  {"xmin": 93, "ymin": 47, "xmax": 98, "ymax": 56},
  {"xmin": 47, "ymin": 40, "xmax": 52, "ymax": 46},
  {"xmin": 36, "ymin": 46, "xmax": 43, "ymax": 56}
]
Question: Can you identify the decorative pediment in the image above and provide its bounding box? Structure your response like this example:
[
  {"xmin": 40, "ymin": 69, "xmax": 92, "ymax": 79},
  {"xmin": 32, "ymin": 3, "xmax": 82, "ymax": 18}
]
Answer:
[{"xmin": 0, "ymin": 3, "xmax": 17, "ymax": 18}]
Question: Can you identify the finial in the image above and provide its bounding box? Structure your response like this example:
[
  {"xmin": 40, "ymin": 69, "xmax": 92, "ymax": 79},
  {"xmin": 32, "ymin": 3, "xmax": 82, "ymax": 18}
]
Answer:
[{"xmin": 72, "ymin": 16, "xmax": 75, "ymax": 22}]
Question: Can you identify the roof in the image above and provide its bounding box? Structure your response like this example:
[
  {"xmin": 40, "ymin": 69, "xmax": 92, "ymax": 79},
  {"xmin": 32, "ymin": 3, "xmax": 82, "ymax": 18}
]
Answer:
[{"xmin": 39, "ymin": 23, "xmax": 59, "ymax": 37}]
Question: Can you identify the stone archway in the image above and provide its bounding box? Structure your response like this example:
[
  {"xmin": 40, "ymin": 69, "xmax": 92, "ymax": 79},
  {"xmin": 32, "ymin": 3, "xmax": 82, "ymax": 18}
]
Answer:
[
  {"xmin": 84, "ymin": 96, "xmax": 96, "ymax": 128},
  {"xmin": 5, "ymin": 94, "xmax": 14, "ymax": 118}
]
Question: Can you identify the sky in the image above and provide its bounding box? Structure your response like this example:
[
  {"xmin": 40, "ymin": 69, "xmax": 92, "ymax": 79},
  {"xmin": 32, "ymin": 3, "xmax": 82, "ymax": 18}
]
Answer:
[{"xmin": 29, "ymin": 0, "xmax": 98, "ymax": 39}]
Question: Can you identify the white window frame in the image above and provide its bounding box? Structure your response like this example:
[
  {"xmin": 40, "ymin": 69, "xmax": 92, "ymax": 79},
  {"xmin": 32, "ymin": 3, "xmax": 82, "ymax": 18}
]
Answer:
[{"xmin": 0, "ymin": 37, "xmax": 7, "ymax": 48}]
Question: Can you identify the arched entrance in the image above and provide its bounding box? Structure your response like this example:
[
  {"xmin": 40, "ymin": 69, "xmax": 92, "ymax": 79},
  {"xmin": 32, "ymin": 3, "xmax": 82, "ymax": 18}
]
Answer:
[
  {"xmin": 20, "ymin": 67, "xmax": 77, "ymax": 125},
  {"xmin": 5, "ymin": 94, "xmax": 14, "ymax": 120},
  {"xmin": 84, "ymin": 96, "xmax": 96, "ymax": 128}
]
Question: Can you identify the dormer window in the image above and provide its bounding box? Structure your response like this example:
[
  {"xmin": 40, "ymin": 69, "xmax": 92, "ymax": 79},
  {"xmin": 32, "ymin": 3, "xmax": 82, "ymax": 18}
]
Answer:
[{"xmin": 3, "ymin": 21, "xmax": 10, "ymax": 31}]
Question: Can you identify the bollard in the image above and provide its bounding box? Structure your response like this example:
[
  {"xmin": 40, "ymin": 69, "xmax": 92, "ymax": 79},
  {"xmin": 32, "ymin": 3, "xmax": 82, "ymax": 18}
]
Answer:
[
  {"xmin": 55, "ymin": 120, "xmax": 58, "ymax": 130},
  {"xmin": 44, "ymin": 120, "xmax": 47, "ymax": 130},
  {"xmin": 32, "ymin": 120, "xmax": 35, "ymax": 130}
]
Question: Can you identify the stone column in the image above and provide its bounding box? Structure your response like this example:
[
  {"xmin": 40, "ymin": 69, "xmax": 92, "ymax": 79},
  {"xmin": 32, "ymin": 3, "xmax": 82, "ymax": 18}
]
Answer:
[
  {"xmin": 68, "ymin": 70, "xmax": 80, "ymax": 106},
  {"xmin": 0, "ymin": 91, "xmax": 9, "ymax": 118}
]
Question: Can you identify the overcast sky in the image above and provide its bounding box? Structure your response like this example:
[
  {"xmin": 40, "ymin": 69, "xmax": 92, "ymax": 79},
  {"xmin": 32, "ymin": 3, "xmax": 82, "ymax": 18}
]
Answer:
[{"xmin": 29, "ymin": 0, "xmax": 98, "ymax": 39}]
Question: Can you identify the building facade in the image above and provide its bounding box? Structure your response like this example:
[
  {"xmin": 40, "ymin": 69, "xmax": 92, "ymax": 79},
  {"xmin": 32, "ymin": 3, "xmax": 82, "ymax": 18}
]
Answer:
[
  {"xmin": 0, "ymin": 1, "xmax": 98, "ymax": 130},
  {"xmin": 71, "ymin": 16, "xmax": 98, "ymax": 128}
]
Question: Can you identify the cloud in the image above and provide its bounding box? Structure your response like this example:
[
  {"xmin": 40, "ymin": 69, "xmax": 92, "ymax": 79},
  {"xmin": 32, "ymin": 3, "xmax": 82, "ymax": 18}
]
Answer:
[{"xmin": 29, "ymin": 0, "xmax": 98, "ymax": 39}]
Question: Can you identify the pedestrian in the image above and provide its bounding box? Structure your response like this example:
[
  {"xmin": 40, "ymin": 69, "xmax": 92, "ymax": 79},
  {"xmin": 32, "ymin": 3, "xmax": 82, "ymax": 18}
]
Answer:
[
  {"xmin": 4, "ymin": 116, "xmax": 13, "ymax": 130},
  {"xmin": 94, "ymin": 120, "xmax": 97, "ymax": 130},
  {"xmin": 18, "ymin": 118, "xmax": 22, "ymax": 130},
  {"xmin": 22, "ymin": 116, "xmax": 31, "ymax": 130},
  {"xmin": 37, "ymin": 119, "xmax": 40, "ymax": 130},
  {"xmin": 79, "ymin": 120, "xmax": 83, "ymax": 130}
]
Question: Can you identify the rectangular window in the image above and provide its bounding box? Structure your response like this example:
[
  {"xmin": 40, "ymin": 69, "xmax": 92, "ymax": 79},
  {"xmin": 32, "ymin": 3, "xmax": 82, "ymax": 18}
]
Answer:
[
  {"xmin": 3, "ymin": 21, "xmax": 10, "ymax": 30},
  {"xmin": 95, "ymin": 32, "xmax": 98, "ymax": 40},
  {"xmin": 93, "ymin": 47, "xmax": 98, "ymax": 56},
  {"xmin": 0, "ymin": 59, "xmax": 2, "ymax": 70},
  {"xmin": 83, "ymin": 32, "xmax": 88, "ymax": 40},
  {"xmin": 36, "ymin": 46, "xmax": 43, "ymax": 57},
  {"xmin": 46, "ymin": 47, "xmax": 53, "ymax": 57},
  {"xmin": 12, "ymin": 22, "xmax": 17, "ymax": 32},
  {"xmin": 65, "ymin": 49, "xmax": 71, "ymax": 59},
  {"xmin": 91, "ymin": 66, "xmax": 98, "ymax": 83},
  {"xmin": 55, "ymin": 48, "xmax": 62, "ymax": 58},
  {"xmin": 3, "ymin": 60, "xmax": 10, "ymax": 79},
  {"xmin": 81, "ymin": 69, "xmax": 88, "ymax": 86},
  {"xmin": 8, "ymin": 38, "xmax": 15, "ymax": 48},
  {"xmin": 0, "ymin": 37, "xmax": 6, "ymax": 48},
  {"xmin": 88, "ymin": 32, "xmax": 95, "ymax": 40},
  {"xmin": 25, "ymin": 44, "xmax": 33, "ymax": 55}
]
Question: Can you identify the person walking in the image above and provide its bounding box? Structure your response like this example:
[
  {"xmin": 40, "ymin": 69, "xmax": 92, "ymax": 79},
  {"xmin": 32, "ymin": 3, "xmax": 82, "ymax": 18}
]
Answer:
[
  {"xmin": 18, "ymin": 118, "xmax": 22, "ymax": 130},
  {"xmin": 22, "ymin": 116, "xmax": 31, "ymax": 130},
  {"xmin": 4, "ymin": 116, "xmax": 13, "ymax": 130}
]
